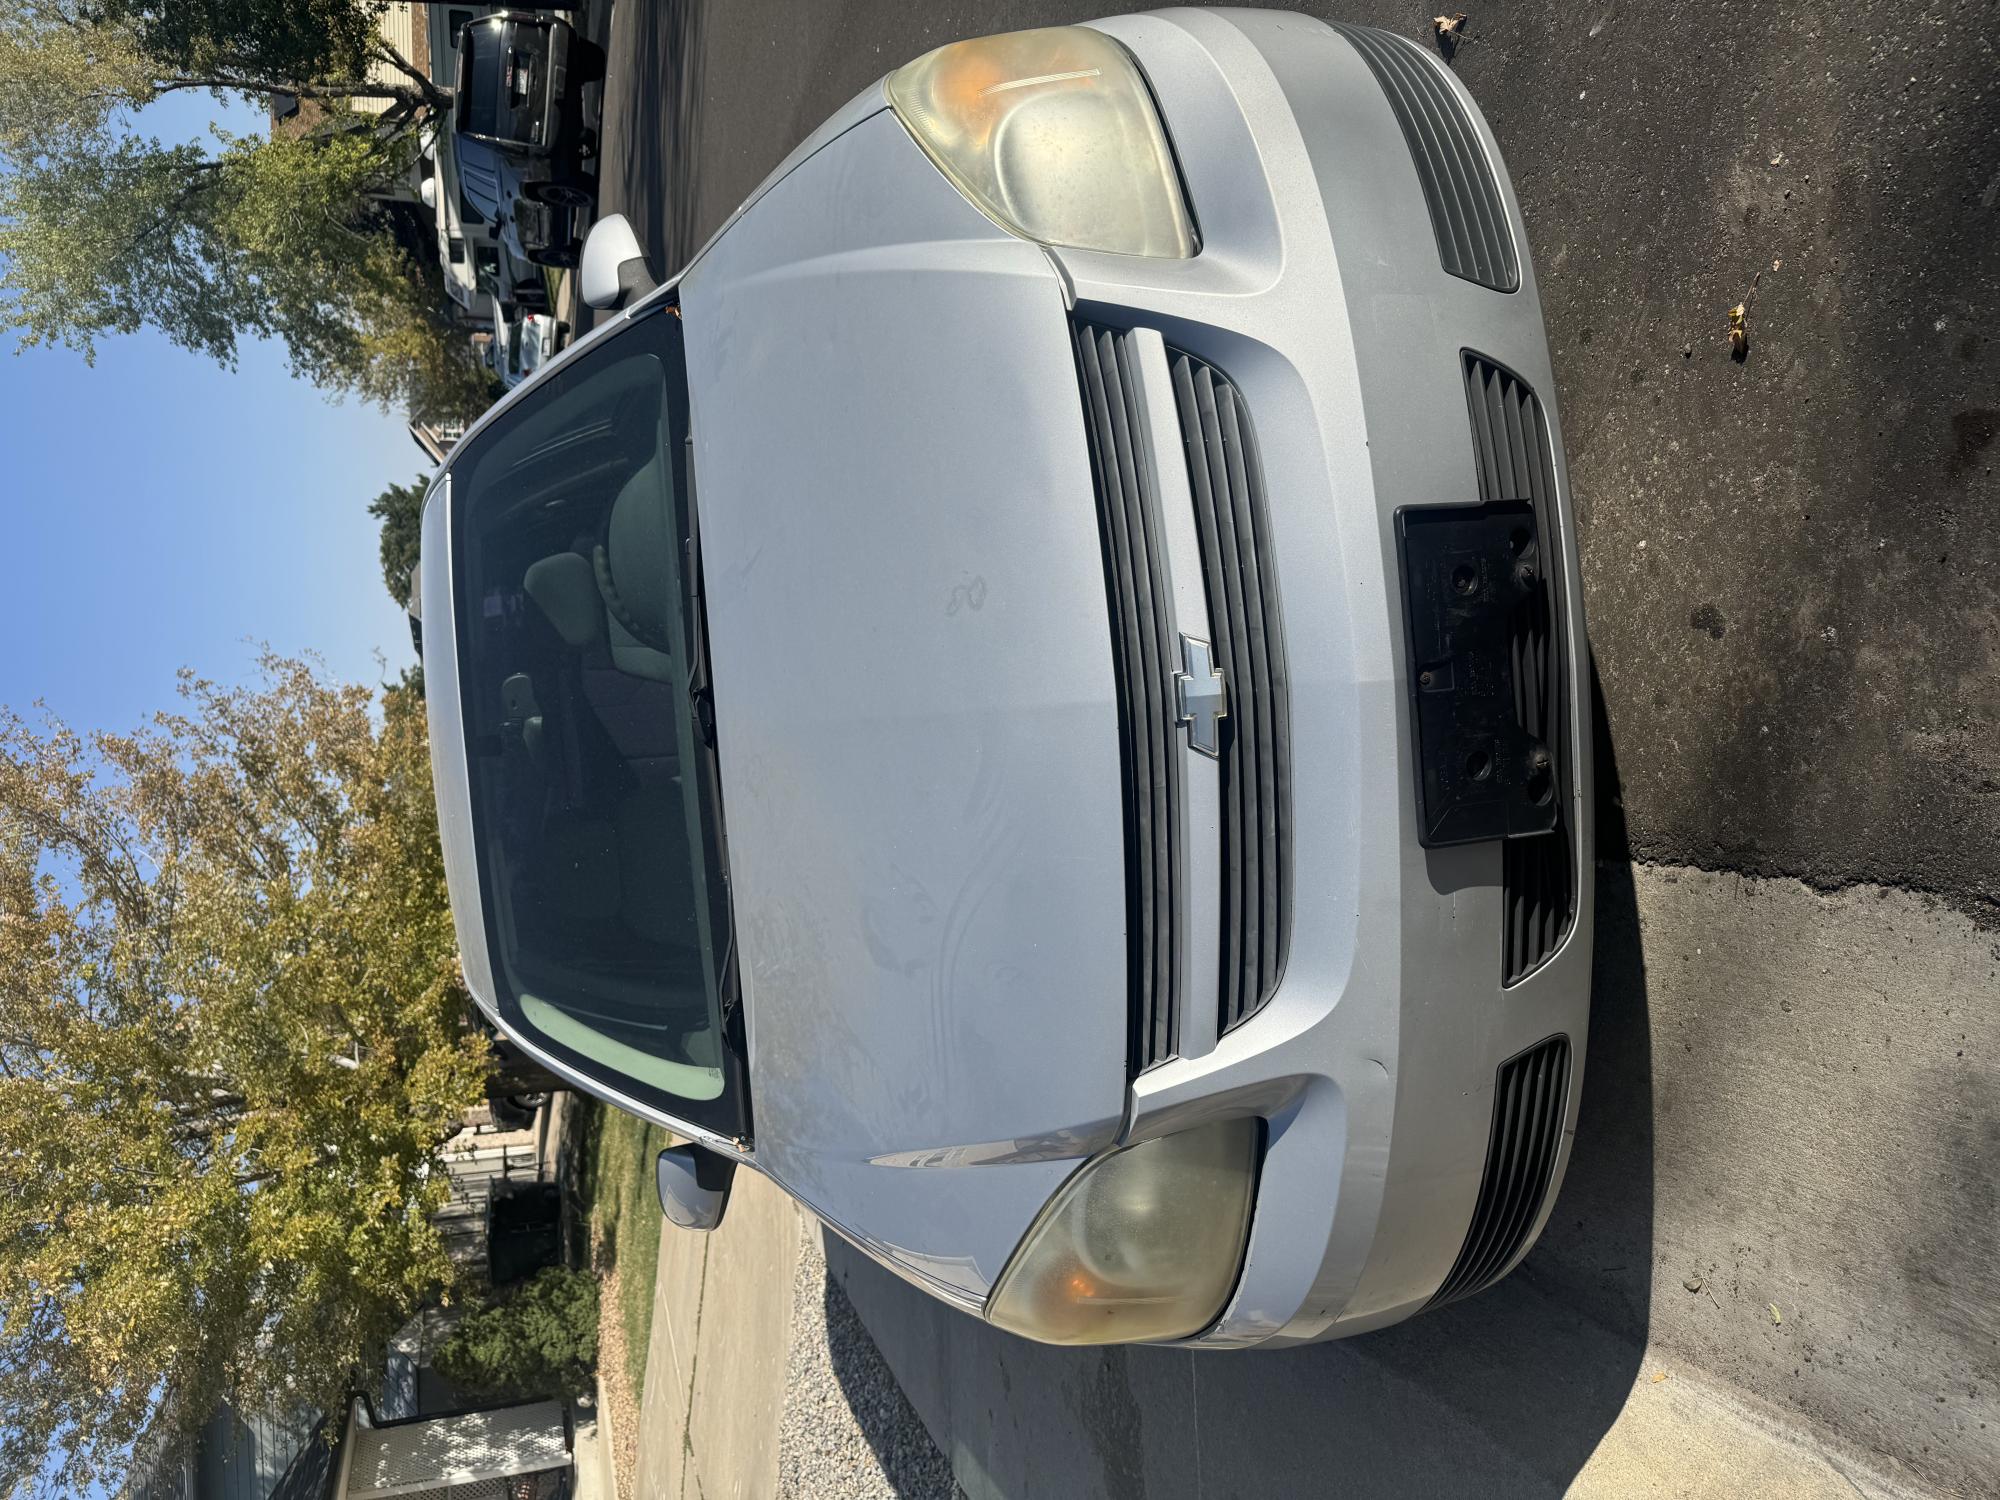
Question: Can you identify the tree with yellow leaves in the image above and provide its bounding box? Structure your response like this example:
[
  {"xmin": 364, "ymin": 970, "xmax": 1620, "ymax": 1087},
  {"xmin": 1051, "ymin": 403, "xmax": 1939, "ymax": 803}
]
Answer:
[{"xmin": 0, "ymin": 656, "xmax": 490, "ymax": 1491}]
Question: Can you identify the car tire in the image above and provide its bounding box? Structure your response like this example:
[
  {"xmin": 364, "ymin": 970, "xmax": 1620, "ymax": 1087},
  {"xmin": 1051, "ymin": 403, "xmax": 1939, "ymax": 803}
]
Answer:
[
  {"xmin": 527, "ymin": 178, "xmax": 595, "ymax": 212},
  {"xmin": 532, "ymin": 243, "xmax": 580, "ymax": 269}
]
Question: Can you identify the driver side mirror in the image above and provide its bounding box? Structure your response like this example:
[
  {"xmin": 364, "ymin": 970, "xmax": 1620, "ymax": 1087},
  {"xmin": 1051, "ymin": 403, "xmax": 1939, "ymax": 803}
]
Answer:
[
  {"xmin": 581, "ymin": 213, "xmax": 658, "ymax": 311},
  {"xmin": 656, "ymin": 1143, "xmax": 735, "ymax": 1232}
]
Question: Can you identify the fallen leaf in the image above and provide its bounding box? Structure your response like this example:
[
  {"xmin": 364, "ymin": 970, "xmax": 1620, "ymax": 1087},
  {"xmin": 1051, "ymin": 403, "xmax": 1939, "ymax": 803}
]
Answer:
[
  {"xmin": 1434, "ymin": 14, "xmax": 1468, "ymax": 39},
  {"xmin": 1769, "ymin": 1302, "xmax": 1784, "ymax": 1325},
  {"xmin": 1651, "ymin": 1371, "xmax": 1671, "ymax": 1383},
  {"xmin": 1683, "ymin": 1274, "xmax": 1705, "ymax": 1293},
  {"xmin": 1729, "ymin": 303, "xmax": 1749, "ymax": 357}
]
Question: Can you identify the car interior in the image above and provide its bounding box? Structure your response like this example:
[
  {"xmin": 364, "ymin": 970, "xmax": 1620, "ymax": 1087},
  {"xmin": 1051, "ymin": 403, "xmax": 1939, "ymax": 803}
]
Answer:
[{"xmin": 455, "ymin": 349, "xmax": 723, "ymax": 1094}]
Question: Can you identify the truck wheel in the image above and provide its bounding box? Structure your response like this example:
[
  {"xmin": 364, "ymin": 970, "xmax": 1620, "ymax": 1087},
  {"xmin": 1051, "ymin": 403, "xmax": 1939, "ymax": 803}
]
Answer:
[{"xmin": 528, "ymin": 178, "xmax": 595, "ymax": 212}]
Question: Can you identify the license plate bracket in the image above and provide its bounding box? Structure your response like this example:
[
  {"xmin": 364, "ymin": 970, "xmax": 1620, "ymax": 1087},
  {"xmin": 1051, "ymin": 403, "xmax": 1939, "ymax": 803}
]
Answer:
[{"xmin": 1397, "ymin": 501, "xmax": 1559, "ymax": 847}]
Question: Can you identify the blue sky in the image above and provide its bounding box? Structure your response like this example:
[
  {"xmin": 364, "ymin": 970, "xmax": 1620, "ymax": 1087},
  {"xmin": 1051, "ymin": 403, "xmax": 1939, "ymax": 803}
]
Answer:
[{"xmin": 0, "ymin": 96, "xmax": 425, "ymax": 739}]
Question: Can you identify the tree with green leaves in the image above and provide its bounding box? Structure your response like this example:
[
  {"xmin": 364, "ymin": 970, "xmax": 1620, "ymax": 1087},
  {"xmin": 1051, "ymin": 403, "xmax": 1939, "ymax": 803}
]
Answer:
[
  {"xmin": 433, "ymin": 1267, "xmax": 600, "ymax": 1401},
  {"xmin": 46, "ymin": 1, "xmax": 447, "ymax": 124},
  {"xmin": 0, "ymin": 1, "xmax": 494, "ymax": 421},
  {"xmin": 369, "ymin": 474, "xmax": 431, "ymax": 608},
  {"xmin": 0, "ymin": 656, "xmax": 491, "ymax": 1492},
  {"xmin": 88, "ymin": 1, "xmax": 403, "ymax": 93}
]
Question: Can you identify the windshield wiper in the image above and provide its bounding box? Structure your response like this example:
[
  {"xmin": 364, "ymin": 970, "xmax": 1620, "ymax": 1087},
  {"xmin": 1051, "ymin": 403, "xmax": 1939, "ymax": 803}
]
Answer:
[
  {"xmin": 683, "ymin": 432, "xmax": 717, "ymax": 749},
  {"xmin": 681, "ymin": 432, "xmax": 738, "ymax": 1049}
]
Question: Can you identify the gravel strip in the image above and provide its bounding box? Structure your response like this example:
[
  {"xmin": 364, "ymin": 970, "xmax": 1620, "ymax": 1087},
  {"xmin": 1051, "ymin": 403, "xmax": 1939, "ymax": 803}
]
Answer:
[
  {"xmin": 593, "ymin": 1255, "xmax": 642, "ymax": 1499},
  {"xmin": 777, "ymin": 1220, "xmax": 963, "ymax": 1499}
]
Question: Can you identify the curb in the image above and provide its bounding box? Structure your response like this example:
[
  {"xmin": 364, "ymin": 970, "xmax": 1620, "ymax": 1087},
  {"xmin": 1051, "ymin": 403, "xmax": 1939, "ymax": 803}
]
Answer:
[{"xmin": 592, "ymin": 1384, "xmax": 616, "ymax": 1500}]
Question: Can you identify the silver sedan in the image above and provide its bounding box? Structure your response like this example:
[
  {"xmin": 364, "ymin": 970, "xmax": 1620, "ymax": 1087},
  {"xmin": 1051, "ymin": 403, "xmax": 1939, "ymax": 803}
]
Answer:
[{"xmin": 420, "ymin": 10, "xmax": 1592, "ymax": 1349}]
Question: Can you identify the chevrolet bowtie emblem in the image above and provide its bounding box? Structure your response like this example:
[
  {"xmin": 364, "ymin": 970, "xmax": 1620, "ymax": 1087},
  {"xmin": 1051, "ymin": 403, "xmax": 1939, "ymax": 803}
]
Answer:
[{"xmin": 1174, "ymin": 635, "xmax": 1228, "ymax": 758}]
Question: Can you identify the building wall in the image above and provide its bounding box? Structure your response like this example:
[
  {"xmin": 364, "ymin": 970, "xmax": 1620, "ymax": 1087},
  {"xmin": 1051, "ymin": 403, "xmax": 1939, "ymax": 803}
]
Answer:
[
  {"xmin": 125, "ymin": 1404, "xmax": 321, "ymax": 1500},
  {"xmin": 427, "ymin": 5, "xmax": 484, "ymax": 85},
  {"xmin": 352, "ymin": 5, "xmax": 425, "ymax": 115}
]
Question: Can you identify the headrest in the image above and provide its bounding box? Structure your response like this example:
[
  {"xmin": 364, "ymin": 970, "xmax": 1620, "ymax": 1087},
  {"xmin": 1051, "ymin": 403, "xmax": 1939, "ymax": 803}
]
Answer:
[
  {"xmin": 596, "ymin": 458, "xmax": 678, "ymax": 652},
  {"xmin": 523, "ymin": 553, "xmax": 603, "ymax": 647}
]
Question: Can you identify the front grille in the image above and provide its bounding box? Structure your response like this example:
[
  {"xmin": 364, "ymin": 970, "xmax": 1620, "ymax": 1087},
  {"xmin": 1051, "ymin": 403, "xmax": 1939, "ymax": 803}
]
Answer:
[
  {"xmin": 1330, "ymin": 23, "xmax": 1520, "ymax": 292},
  {"xmin": 1073, "ymin": 323, "xmax": 1182, "ymax": 1071},
  {"xmin": 1070, "ymin": 328, "xmax": 1293, "ymax": 1062},
  {"xmin": 1429, "ymin": 1035, "xmax": 1571, "ymax": 1308},
  {"xmin": 1464, "ymin": 354, "xmax": 1576, "ymax": 984},
  {"xmin": 1167, "ymin": 351, "xmax": 1291, "ymax": 1036}
]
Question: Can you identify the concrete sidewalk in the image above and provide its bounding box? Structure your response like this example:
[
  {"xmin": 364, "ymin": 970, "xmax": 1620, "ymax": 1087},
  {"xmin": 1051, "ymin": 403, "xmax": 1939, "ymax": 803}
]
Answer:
[
  {"xmin": 630, "ymin": 1168, "xmax": 957, "ymax": 1500},
  {"xmin": 633, "ymin": 1167, "xmax": 798, "ymax": 1499}
]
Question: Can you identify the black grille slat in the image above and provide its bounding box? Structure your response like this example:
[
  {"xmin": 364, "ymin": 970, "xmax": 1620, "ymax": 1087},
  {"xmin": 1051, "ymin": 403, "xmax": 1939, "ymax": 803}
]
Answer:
[
  {"xmin": 1176, "ymin": 362, "xmax": 1251, "ymax": 1032},
  {"xmin": 1218, "ymin": 385, "xmax": 1284, "ymax": 1001},
  {"xmin": 1429, "ymin": 1036, "xmax": 1571, "ymax": 1307},
  {"xmin": 1169, "ymin": 350, "xmax": 1291, "ymax": 1036},
  {"xmin": 1330, "ymin": 23, "xmax": 1520, "ymax": 292},
  {"xmin": 1192, "ymin": 366, "xmax": 1260, "ymax": 1024},
  {"xmin": 1464, "ymin": 355, "xmax": 1577, "ymax": 985},
  {"xmin": 1074, "ymin": 324, "xmax": 1182, "ymax": 1071}
]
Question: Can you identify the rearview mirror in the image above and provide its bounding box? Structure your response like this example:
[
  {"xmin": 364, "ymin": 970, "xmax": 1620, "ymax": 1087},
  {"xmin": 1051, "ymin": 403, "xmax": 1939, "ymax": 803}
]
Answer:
[
  {"xmin": 581, "ymin": 213, "xmax": 657, "ymax": 311},
  {"xmin": 656, "ymin": 1144, "xmax": 734, "ymax": 1231}
]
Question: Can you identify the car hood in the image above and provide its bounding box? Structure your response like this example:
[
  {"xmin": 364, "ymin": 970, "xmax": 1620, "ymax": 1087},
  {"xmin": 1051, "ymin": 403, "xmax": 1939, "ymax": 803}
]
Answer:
[{"xmin": 680, "ymin": 108, "xmax": 1128, "ymax": 1302}]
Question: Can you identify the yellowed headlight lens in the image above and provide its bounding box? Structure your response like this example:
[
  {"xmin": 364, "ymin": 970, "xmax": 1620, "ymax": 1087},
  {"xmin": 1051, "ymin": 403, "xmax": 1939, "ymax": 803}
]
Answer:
[
  {"xmin": 986, "ymin": 1118, "xmax": 1258, "ymax": 1345},
  {"xmin": 887, "ymin": 27, "xmax": 1196, "ymax": 258}
]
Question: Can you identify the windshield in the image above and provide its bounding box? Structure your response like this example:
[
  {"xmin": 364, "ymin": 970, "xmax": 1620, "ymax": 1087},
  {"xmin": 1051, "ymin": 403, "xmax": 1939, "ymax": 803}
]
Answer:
[
  {"xmin": 458, "ymin": 26, "xmax": 501, "ymax": 137},
  {"xmin": 448, "ymin": 309, "xmax": 740, "ymax": 1128},
  {"xmin": 457, "ymin": 20, "xmax": 545, "ymax": 144}
]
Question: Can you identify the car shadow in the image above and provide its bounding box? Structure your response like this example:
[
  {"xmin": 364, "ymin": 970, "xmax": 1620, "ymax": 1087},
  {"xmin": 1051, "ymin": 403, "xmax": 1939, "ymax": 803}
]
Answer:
[{"xmin": 825, "ymin": 662, "xmax": 1655, "ymax": 1498}]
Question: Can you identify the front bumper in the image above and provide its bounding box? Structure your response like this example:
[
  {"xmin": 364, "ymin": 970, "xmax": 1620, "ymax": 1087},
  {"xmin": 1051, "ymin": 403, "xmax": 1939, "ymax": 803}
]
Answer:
[
  {"xmin": 508, "ymin": 198, "xmax": 574, "ymax": 260},
  {"xmin": 1052, "ymin": 9, "xmax": 1595, "ymax": 1347}
]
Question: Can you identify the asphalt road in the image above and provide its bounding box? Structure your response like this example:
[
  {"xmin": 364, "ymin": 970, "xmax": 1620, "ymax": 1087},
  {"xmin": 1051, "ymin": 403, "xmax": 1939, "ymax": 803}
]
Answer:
[{"xmin": 595, "ymin": 0, "xmax": 2000, "ymax": 921}]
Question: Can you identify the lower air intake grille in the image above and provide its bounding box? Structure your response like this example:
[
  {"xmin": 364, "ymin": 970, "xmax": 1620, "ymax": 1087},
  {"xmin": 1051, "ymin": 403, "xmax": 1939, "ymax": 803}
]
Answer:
[
  {"xmin": 1330, "ymin": 23, "xmax": 1520, "ymax": 292},
  {"xmin": 1429, "ymin": 1035, "xmax": 1571, "ymax": 1308},
  {"xmin": 1167, "ymin": 350, "xmax": 1291, "ymax": 1036},
  {"xmin": 1073, "ymin": 323, "xmax": 1182, "ymax": 1071},
  {"xmin": 1465, "ymin": 355, "xmax": 1576, "ymax": 985}
]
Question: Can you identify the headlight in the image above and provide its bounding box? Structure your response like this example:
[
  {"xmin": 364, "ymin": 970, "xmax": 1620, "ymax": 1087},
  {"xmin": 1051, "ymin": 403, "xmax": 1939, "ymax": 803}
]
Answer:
[
  {"xmin": 886, "ymin": 26, "xmax": 1196, "ymax": 258},
  {"xmin": 986, "ymin": 1118, "xmax": 1258, "ymax": 1345}
]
